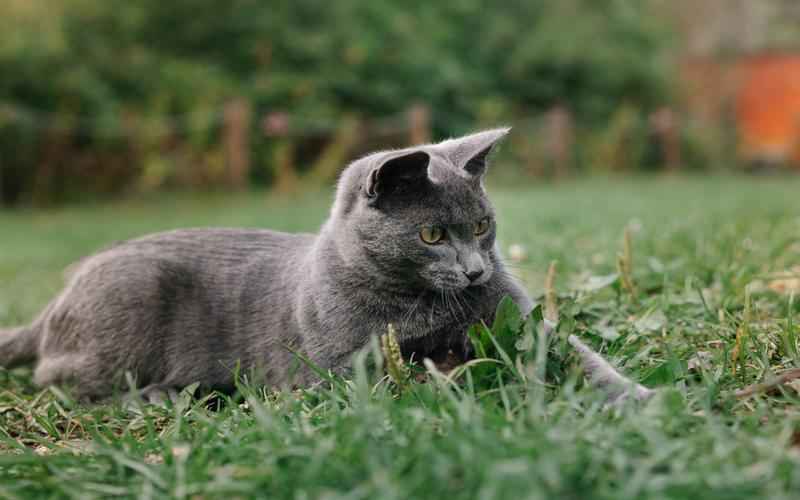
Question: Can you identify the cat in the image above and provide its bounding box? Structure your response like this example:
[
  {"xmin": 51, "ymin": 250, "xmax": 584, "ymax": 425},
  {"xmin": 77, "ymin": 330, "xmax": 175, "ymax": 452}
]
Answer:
[
  {"xmin": 0, "ymin": 128, "xmax": 652, "ymax": 404},
  {"xmin": 0, "ymin": 129, "xmax": 534, "ymax": 401}
]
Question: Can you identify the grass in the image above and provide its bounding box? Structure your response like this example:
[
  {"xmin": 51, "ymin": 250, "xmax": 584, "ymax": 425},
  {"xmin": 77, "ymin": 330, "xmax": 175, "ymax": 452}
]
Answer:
[{"xmin": 1, "ymin": 175, "xmax": 800, "ymax": 499}]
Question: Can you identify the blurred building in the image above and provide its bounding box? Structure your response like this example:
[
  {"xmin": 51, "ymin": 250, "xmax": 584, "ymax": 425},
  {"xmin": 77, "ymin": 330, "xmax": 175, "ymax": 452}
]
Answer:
[{"xmin": 672, "ymin": 0, "xmax": 800, "ymax": 169}]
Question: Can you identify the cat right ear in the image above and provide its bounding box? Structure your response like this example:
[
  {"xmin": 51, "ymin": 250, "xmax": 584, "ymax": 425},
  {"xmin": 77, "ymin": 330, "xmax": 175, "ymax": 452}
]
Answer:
[
  {"xmin": 435, "ymin": 127, "xmax": 510, "ymax": 179},
  {"xmin": 364, "ymin": 150, "xmax": 430, "ymax": 204}
]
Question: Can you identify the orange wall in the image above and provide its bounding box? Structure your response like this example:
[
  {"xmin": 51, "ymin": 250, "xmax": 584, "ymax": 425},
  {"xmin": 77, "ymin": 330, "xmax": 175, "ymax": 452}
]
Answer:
[
  {"xmin": 736, "ymin": 54, "xmax": 800, "ymax": 167},
  {"xmin": 682, "ymin": 53, "xmax": 800, "ymax": 168}
]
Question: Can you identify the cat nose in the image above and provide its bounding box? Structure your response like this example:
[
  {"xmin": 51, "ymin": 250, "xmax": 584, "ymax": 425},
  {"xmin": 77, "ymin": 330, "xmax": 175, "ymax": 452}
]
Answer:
[{"xmin": 464, "ymin": 268, "xmax": 484, "ymax": 282}]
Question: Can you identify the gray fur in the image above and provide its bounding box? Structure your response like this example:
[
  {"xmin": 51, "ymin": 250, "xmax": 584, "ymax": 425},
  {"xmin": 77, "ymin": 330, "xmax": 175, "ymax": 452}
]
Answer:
[{"xmin": 1, "ymin": 128, "xmax": 533, "ymax": 400}]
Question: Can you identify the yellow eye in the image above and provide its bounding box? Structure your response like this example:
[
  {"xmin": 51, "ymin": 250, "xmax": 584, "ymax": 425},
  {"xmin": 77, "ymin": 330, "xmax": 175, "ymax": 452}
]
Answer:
[
  {"xmin": 474, "ymin": 217, "xmax": 491, "ymax": 236},
  {"xmin": 420, "ymin": 226, "xmax": 445, "ymax": 244}
]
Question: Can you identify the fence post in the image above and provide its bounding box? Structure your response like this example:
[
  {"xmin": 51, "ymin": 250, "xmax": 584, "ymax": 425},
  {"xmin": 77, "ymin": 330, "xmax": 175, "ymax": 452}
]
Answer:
[
  {"xmin": 223, "ymin": 98, "xmax": 252, "ymax": 189},
  {"xmin": 272, "ymin": 140, "xmax": 298, "ymax": 193},
  {"xmin": 408, "ymin": 104, "xmax": 431, "ymax": 145},
  {"xmin": 546, "ymin": 105, "xmax": 574, "ymax": 179},
  {"xmin": 650, "ymin": 107, "xmax": 681, "ymax": 171},
  {"xmin": 262, "ymin": 111, "xmax": 298, "ymax": 193}
]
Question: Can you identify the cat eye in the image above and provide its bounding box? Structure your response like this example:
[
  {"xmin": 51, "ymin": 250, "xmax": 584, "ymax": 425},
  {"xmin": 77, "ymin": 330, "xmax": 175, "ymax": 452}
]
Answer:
[
  {"xmin": 474, "ymin": 217, "xmax": 491, "ymax": 236},
  {"xmin": 420, "ymin": 226, "xmax": 445, "ymax": 244}
]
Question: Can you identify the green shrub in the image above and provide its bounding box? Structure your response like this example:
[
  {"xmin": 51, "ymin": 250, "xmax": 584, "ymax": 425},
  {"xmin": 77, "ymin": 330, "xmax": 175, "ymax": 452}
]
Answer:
[{"xmin": 0, "ymin": 0, "xmax": 673, "ymax": 204}]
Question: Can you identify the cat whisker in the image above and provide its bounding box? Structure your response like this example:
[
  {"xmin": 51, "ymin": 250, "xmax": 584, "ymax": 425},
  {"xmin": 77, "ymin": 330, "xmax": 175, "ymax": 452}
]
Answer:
[
  {"xmin": 400, "ymin": 292, "xmax": 423, "ymax": 335},
  {"xmin": 428, "ymin": 290, "xmax": 438, "ymax": 329},
  {"xmin": 446, "ymin": 290, "xmax": 460, "ymax": 321},
  {"xmin": 441, "ymin": 289, "xmax": 453, "ymax": 321},
  {"xmin": 453, "ymin": 289, "xmax": 472, "ymax": 319},
  {"xmin": 445, "ymin": 290, "xmax": 457, "ymax": 320}
]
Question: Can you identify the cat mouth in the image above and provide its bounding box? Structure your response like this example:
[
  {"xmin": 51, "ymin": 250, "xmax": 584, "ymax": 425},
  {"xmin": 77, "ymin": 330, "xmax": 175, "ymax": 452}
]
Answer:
[
  {"xmin": 467, "ymin": 273, "xmax": 491, "ymax": 287},
  {"xmin": 433, "ymin": 280, "xmax": 470, "ymax": 291},
  {"xmin": 432, "ymin": 271, "xmax": 491, "ymax": 290},
  {"xmin": 417, "ymin": 273, "xmax": 466, "ymax": 291}
]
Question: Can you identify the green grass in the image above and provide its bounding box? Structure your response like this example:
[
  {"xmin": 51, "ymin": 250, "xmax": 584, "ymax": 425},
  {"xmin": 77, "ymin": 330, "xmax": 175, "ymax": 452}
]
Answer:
[{"xmin": 1, "ymin": 175, "xmax": 800, "ymax": 499}]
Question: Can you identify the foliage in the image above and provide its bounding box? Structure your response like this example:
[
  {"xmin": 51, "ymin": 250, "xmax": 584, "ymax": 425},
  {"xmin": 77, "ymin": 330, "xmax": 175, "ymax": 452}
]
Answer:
[
  {"xmin": 0, "ymin": 0, "xmax": 673, "ymax": 204},
  {"xmin": 2, "ymin": 177, "xmax": 800, "ymax": 498}
]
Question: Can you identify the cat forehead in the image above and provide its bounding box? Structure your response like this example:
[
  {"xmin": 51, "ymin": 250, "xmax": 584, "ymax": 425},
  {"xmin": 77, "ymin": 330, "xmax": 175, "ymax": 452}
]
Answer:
[
  {"xmin": 409, "ymin": 178, "xmax": 492, "ymax": 223},
  {"xmin": 338, "ymin": 149, "xmax": 467, "ymax": 196}
]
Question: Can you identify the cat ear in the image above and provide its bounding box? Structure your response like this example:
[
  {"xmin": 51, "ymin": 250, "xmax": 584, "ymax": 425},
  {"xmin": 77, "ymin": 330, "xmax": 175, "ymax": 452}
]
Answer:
[
  {"xmin": 436, "ymin": 127, "xmax": 510, "ymax": 177},
  {"xmin": 364, "ymin": 150, "xmax": 430, "ymax": 203}
]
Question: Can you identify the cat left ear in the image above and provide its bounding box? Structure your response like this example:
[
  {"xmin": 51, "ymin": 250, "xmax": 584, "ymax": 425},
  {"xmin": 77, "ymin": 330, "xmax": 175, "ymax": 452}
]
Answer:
[
  {"xmin": 364, "ymin": 150, "xmax": 430, "ymax": 203},
  {"xmin": 437, "ymin": 127, "xmax": 511, "ymax": 178}
]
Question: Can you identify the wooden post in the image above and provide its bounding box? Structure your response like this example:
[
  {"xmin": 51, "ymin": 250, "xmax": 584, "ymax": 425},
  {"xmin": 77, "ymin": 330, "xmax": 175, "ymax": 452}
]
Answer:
[
  {"xmin": 545, "ymin": 105, "xmax": 574, "ymax": 179},
  {"xmin": 408, "ymin": 104, "xmax": 431, "ymax": 145},
  {"xmin": 223, "ymin": 98, "xmax": 252, "ymax": 189},
  {"xmin": 0, "ymin": 153, "xmax": 4, "ymax": 206},
  {"xmin": 0, "ymin": 108, "xmax": 8, "ymax": 205},
  {"xmin": 262, "ymin": 111, "xmax": 298, "ymax": 193},
  {"xmin": 272, "ymin": 140, "xmax": 298, "ymax": 194},
  {"xmin": 650, "ymin": 107, "xmax": 682, "ymax": 172}
]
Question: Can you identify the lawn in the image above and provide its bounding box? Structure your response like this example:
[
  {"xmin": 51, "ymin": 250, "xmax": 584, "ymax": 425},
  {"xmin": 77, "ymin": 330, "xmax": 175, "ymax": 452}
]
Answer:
[{"xmin": 1, "ymin": 175, "xmax": 800, "ymax": 499}]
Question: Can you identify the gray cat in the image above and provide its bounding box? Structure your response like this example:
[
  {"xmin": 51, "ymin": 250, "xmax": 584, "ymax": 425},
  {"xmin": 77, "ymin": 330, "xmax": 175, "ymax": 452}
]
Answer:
[{"xmin": 0, "ymin": 129, "xmax": 533, "ymax": 401}]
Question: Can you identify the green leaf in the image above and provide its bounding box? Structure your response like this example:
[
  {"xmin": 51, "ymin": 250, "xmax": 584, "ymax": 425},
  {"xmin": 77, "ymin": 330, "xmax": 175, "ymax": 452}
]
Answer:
[
  {"xmin": 491, "ymin": 295, "xmax": 523, "ymax": 336},
  {"xmin": 641, "ymin": 359, "xmax": 687, "ymax": 386}
]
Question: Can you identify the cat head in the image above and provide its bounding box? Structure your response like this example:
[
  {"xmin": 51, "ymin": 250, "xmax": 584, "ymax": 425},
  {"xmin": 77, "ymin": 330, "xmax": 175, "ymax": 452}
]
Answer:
[{"xmin": 329, "ymin": 128, "xmax": 510, "ymax": 292}]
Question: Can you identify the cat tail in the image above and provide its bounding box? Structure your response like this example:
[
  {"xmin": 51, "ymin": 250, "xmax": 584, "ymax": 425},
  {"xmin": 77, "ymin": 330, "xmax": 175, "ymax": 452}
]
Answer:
[
  {"xmin": 0, "ymin": 324, "xmax": 41, "ymax": 369},
  {"xmin": 568, "ymin": 334, "xmax": 655, "ymax": 405}
]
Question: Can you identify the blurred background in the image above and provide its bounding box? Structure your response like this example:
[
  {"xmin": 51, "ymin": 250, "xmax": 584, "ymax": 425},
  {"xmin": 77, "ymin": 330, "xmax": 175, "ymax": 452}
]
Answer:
[{"xmin": 1, "ymin": 0, "xmax": 800, "ymax": 206}]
